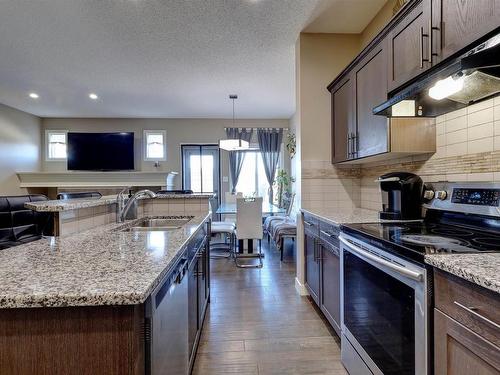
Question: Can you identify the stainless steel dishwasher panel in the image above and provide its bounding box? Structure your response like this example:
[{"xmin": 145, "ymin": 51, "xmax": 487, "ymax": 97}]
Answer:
[{"xmin": 147, "ymin": 257, "xmax": 189, "ymax": 375}]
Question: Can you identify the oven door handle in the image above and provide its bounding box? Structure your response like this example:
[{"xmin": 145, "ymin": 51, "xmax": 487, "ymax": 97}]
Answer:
[{"xmin": 339, "ymin": 236, "xmax": 423, "ymax": 282}]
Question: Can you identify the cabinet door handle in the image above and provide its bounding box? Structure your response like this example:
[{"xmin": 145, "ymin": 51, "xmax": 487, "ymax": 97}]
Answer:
[
  {"xmin": 320, "ymin": 230, "xmax": 334, "ymax": 238},
  {"xmin": 304, "ymin": 220, "xmax": 313, "ymax": 226},
  {"xmin": 419, "ymin": 26, "xmax": 429, "ymax": 68},
  {"xmin": 354, "ymin": 131, "xmax": 358, "ymax": 157},
  {"xmin": 428, "ymin": 19, "xmax": 440, "ymax": 64},
  {"xmin": 315, "ymin": 240, "xmax": 322, "ymax": 261},
  {"xmin": 453, "ymin": 301, "xmax": 500, "ymax": 330},
  {"xmin": 348, "ymin": 132, "xmax": 355, "ymax": 159},
  {"xmin": 347, "ymin": 133, "xmax": 352, "ymax": 158}
]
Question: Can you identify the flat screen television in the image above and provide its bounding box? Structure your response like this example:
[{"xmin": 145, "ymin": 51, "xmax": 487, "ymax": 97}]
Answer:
[{"xmin": 67, "ymin": 132, "xmax": 135, "ymax": 171}]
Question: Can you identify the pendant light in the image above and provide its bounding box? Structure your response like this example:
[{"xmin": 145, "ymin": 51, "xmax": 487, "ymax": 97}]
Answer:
[{"xmin": 219, "ymin": 94, "xmax": 250, "ymax": 151}]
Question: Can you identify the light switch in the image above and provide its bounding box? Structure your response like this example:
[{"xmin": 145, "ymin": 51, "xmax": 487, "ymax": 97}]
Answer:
[{"xmin": 222, "ymin": 176, "xmax": 229, "ymax": 183}]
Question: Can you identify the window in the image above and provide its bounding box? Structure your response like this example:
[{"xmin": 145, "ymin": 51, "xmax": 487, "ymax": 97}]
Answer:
[
  {"xmin": 45, "ymin": 130, "xmax": 67, "ymax": 160},
  {"xmin": 144, "ymin": 130, "xmax": 166, "ymax": 161},
  {"xmin": 235, "ymin": 151, "xmax": 271, "ymax": 201}
]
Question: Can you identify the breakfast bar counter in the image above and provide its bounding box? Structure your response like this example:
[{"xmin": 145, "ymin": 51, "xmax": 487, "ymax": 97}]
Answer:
[
  {"xmin": 0, "ymin": 212, "xmax": 211, "ymax": 375},
  {"xmin": 0, "ymin": 212, "xmax": 209, "ymax": 308}
]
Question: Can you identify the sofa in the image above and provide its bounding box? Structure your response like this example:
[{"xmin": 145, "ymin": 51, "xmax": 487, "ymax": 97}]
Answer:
[{"xmin": 0, "ymin": 195, "xmax": 52, "ymax": 250}]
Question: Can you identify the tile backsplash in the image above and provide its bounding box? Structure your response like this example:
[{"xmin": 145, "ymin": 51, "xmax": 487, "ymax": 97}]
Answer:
[{"xmin": 301, "ymin": 160, "xmax": 360, "ymax": 211}]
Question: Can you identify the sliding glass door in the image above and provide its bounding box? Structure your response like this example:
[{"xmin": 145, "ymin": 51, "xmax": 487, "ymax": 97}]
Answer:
[{"xmin": 181, "ymin": 145, "xmax": 220, "ymax": 200}]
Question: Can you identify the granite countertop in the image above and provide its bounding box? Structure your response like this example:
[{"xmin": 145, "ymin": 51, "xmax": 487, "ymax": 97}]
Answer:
[
  {"xmin": 425, "ymin": 253, "xmax": 500, "ymax": 294},
  {"xmin": 301, "ymin": 207, "xmax": 382, "ymax": 225},
  {"xmin": 25, "ymin": 193, "xmax": 214, "ymax": 212},
  {"xmin": 0, "ymin": 212, "xmax": 210, "ymax": 308}
]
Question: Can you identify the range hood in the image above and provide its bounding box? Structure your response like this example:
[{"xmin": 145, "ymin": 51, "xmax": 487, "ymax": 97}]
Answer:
[{"xmin": 374, "ymin": 33, "xmax": 500, "ymax": 117}]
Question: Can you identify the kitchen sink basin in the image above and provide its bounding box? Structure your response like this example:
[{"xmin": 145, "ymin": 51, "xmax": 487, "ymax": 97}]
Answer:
[{"xmin": 121, "ymin": 218, "xmax": 191, "ymax": 232}]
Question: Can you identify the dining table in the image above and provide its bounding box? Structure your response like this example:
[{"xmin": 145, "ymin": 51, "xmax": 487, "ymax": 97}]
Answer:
[
  {"xmin": 215, "ymin": 201, "xmax": 285, "ymax": 255},
  {"xmin": 216, "ymin": 201, "xmax": 285, "ymax": 216}
]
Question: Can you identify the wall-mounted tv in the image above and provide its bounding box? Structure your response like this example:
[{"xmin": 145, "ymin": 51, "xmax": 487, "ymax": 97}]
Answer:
[{"xmin": 67, "ymin": 132, "xmax": 135, "ymax": 171}]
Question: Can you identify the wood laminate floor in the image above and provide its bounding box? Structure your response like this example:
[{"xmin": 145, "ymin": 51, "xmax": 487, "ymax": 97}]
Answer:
[{"xmin": 192, "ymin": 239, "xmax": 347, "ymax": 375}]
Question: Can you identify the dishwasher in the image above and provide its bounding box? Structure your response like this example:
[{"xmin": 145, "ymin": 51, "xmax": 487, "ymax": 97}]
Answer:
[{"xmin": 145, "ymin": 254, "xmax": 189, "ymax": 375}]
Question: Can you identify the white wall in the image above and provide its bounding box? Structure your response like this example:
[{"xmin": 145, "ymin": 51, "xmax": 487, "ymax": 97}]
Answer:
[
  {"xmin": 41, "ymin": 118, "xmax": 289, "ymax": 192},
  {"xmin": 0, "ymin": 104, "xmax": 42, "ymax": 195}
]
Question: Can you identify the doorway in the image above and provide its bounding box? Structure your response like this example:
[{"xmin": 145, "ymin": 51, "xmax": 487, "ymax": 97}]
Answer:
[{"xmin": 181, "ymin": 145, "xmax": 220, "ymax": 202}]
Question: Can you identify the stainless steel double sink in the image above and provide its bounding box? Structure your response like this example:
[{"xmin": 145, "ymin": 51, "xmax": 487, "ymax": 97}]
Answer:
[{"xmin": 121, "ymin": 218, "xmax": 191, "ymax": 232}]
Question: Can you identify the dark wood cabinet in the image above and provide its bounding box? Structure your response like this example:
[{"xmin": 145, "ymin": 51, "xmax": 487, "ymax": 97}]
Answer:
[
  {"xmin": 319, "ymin": 241, "xmax": 341, "ymax": 337},
  {"xmin": 388, "ymin": 0, "xmax": 432, "ymax": 91},
  {"xmin": 303, "ymin": 213, "xmax": 341, "ymax": 336},
  {"xmin": 431, "ymin": 0, "xmax": 500, "ymax": 64},
  {"xmin": 434, "ymin": 309, "xmax": 500, "ymax": 375},
  {"xmin": 434, "ymin": 270, "xmax": 500, "ymax": 375},
  {"xmin": 331, "ymin": 76, "xmax": 354, "ymax": 163},
  {"xmin": 304, "ymin": 231, "xmax": 320, "ymax": 304},
  {"xmin": 354, "ymin": 40, "xmax": 389, "ymax": 158}
]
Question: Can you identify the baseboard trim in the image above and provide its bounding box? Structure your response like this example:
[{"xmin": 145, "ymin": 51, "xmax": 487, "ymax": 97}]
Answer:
[{"xmin": 295, "ymin": 277, "xmax": 309, "ymax": 296}]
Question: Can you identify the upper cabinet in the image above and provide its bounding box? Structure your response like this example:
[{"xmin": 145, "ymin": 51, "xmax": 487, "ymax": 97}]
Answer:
[
  {"xmin": 327, "ymin": 0, "xmax": 500, "ymax": 165},
  {"xmin": 430, "ymin": 0, "xmax": 500, "ymax": 64},
  {"xmin": 355, "ymin": 40, "xmax": 389, "ymax": 158},
  {"xmin": 388, "ymin": 0, "xmax": 431, "ymax": 91},
  {"xmin": 331, "ymin": 76, "xmax": 354, "ymax": 163}
]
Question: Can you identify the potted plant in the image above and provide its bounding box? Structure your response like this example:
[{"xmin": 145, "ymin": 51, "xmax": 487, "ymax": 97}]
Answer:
[
  {"xmin": 285, "ymin": 133, "xmax": 296, "ymax": 159},
  {"xmin": 273, "ymin": 169, "xmax": 295, "ymax": 209}
]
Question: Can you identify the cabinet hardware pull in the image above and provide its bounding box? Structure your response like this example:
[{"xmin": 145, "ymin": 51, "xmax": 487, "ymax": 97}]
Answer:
[
  {"xmin": 428, "ymin": 20, "xmax": 433, "ymax": 65},
  {"xmin": 453, "ymin": 301, "xmax": 500, "ymax": 330},
  {"xmin": 304, "ymin": 220, "xmax": 313, "ymax": 226},
  {"xmin": 320, "ymin": 230, "xmax": 334, "ymax": 238},
  {"xmin": 419, "ymin": 26, "xmax": 429, "ymax": 69},
  {"xmin": 347, "ymin": 133, "xmax": 352, "ymax": 158},
  {"xmin": 354, "ymin": 131, "xmax": 358, "ymax": 157},
  {"xmin": 428, "ymin": 19, "xmax": 440, "ymax": 64}
]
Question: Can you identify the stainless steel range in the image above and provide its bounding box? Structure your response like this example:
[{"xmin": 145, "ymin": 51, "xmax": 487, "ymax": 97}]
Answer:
[{"xmin": 339, "ymin": 182, "xmax": 500, "ymax": 375}]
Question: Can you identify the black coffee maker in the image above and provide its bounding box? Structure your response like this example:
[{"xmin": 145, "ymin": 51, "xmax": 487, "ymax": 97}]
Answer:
[{"xmin": 377, "ymin": 172, "xmax": 423, "ymax": 220}]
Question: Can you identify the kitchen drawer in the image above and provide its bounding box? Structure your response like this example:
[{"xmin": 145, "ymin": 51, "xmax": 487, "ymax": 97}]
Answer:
[
  {"xmin": 302, "ymin": 213, "xmax": 319, "ymax": 237},
  {"xmin": 435, "ymin": 269, "xmax": 500, "ymax": 347},
  {"xmin": 319, "ymin": 220, "xmax": 340, "ymax": 250}
]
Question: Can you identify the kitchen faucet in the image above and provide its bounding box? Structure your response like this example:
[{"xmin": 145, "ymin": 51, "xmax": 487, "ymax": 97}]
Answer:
[{"xmin": 117, "ymin": 188, "xmax": 157, "ymax": 223}]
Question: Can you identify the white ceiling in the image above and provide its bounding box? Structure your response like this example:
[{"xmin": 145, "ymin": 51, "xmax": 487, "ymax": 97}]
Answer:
[{"xmin": 0, "ymin": 0, "xmax": 385, "ymax": 119}]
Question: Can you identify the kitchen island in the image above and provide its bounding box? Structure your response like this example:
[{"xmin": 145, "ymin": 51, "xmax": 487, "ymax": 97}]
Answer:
[{"xmin": 0, "ymin": 212, "xmax": 211, "ymax": 374}]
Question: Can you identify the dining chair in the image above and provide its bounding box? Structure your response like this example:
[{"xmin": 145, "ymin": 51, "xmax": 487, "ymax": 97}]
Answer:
[
  {"xmin": 223, "ymin": 192, "xmax": 242, "ymax": 222},
  {"xmin": 234, "ymin": 197, "xmax": 263, "ymax": 268},
  {"xmin": 209, "ymin": 199, "xmax": 235, "ymax": 259}
]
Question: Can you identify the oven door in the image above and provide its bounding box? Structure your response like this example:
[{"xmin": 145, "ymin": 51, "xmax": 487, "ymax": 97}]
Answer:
[{"xmin": 339, "ymin": 234, "xmax": 429, "ymax": 375}]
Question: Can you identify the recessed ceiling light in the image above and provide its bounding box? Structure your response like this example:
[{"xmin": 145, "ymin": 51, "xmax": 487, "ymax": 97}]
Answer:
[
  {"xmin": 89, "ymin": 93, "xmax": 99, "ymax": 100},
  {"xmin": 29, "ymin": 92, "xmax": 39, "ymax": 99}
]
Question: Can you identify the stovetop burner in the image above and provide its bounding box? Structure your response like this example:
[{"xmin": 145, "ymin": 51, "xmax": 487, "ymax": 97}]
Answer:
[
  {"xmin": 397, "ymin": 234, "xmax": 468, "ymax": 246},
  {"xmin": 430, "ymin": 227, "xmax": 474, "ymax": 237},
  {"xmin": 472, "ymin": 237, "xmax": 500, "ymax": 250}
]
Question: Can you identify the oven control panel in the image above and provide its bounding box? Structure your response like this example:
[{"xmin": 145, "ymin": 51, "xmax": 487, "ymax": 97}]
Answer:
[{"xmin": 451, "ymin": 188, "xmax": 500, "ymax": 207}]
